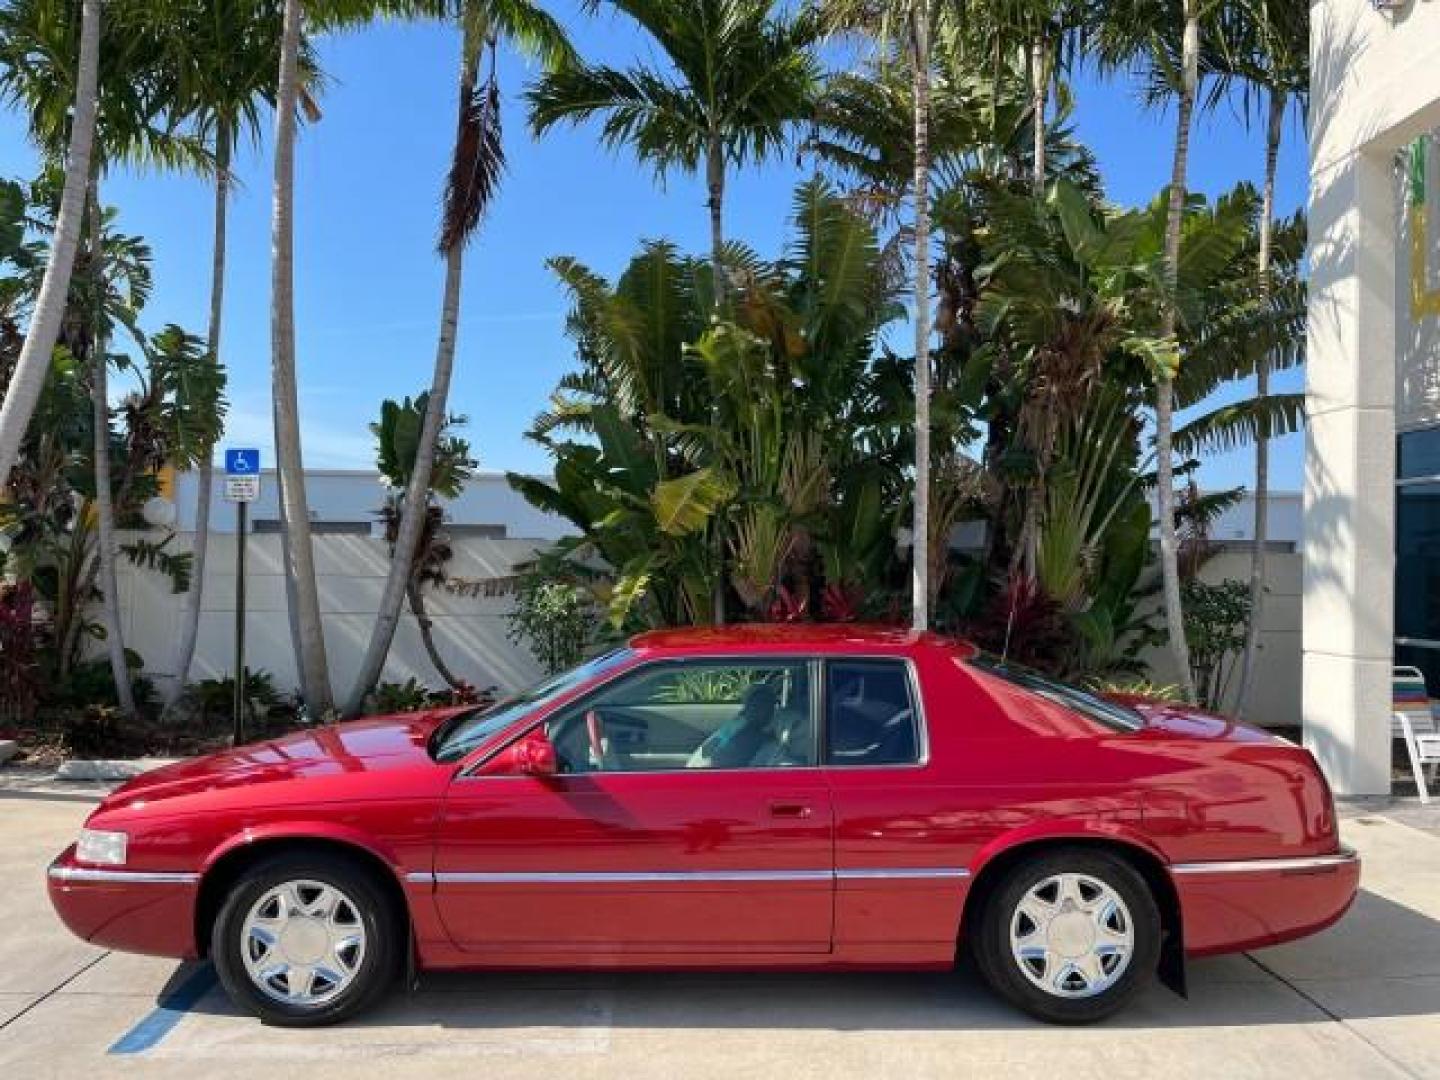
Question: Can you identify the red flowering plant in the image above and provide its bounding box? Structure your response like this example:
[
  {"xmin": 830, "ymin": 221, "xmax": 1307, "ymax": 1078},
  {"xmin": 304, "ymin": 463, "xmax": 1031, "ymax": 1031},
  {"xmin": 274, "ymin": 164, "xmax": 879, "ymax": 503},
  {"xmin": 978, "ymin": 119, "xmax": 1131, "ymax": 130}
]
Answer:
[{"xmin": 0, "ymin": 581, "xmax": 40, "ymax": 725}]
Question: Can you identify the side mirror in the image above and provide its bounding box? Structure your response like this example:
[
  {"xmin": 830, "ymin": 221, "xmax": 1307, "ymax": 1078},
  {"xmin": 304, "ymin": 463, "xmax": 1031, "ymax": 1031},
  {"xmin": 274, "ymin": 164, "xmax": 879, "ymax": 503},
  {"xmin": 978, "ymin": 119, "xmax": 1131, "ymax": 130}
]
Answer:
[{"xmin": 483, "ymin": 730, "xmax": 558, "ymax": 777}]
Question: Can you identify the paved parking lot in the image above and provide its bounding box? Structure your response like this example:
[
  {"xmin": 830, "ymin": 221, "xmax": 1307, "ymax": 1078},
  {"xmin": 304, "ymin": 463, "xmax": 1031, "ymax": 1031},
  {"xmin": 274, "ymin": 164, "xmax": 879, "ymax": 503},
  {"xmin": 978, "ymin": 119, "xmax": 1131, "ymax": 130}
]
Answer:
[{"xmin": 3, "ymin": 783, "xmax": 1439, "ymax": 1079}]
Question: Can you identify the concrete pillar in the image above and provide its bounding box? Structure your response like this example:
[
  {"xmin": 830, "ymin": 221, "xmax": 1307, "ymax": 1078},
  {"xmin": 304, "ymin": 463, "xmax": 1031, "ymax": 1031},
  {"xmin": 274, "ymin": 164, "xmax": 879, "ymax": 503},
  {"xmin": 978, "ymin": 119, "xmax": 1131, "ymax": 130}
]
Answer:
[{"xmin": 1303, "ymin": 148, "xmax": 1396, "ymax": 795}]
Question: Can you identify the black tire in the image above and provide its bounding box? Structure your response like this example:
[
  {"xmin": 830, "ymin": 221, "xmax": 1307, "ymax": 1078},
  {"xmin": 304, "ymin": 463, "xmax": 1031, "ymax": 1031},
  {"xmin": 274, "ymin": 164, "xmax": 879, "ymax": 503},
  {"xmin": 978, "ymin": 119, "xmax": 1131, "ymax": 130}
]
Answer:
[
  {"xmin": 970, "ymin": 848, "xmax": 1160, "ymax": 1024},
  {"xmin": 211, "ymin": 851, "xmax": 402, "ymax": 1026}
]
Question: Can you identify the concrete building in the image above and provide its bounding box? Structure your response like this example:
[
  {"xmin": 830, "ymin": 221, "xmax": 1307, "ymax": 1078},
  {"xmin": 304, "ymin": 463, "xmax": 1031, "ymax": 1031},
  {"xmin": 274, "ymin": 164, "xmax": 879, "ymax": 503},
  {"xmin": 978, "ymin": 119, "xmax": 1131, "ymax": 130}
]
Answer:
[
  {"xmin": 1308, "ymin": 0, "xmax": 1440, "ymax": 793},
  {"xmin": 171, "ymin": 469, "xmax": 573, "ymax": 542}
]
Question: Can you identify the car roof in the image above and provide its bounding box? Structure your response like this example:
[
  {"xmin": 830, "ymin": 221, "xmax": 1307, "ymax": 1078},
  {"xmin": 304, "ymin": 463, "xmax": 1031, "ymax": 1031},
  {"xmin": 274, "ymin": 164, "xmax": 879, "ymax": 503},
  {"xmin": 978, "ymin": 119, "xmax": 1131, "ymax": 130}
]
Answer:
[{"xmin": 628, "ymin": 623, "xmax": 977, "ymax": 657}]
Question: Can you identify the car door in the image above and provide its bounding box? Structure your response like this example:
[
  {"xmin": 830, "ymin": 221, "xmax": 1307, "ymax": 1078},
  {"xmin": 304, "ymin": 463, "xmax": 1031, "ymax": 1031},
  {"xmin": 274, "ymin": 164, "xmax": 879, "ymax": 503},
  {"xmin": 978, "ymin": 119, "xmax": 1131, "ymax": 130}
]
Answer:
[
  {"xmin": 431, "ymin": 657, "xmax": 835, "ymax": 956},
  {"xmin": 821, "ymin": 656, "xmax": 969, "ymax": 961}
]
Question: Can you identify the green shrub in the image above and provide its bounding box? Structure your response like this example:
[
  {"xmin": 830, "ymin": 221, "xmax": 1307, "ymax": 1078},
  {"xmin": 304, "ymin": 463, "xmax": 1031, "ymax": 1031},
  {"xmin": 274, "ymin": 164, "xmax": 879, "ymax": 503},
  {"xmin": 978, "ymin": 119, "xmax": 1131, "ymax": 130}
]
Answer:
[{"xmin": 507, "ymin": 573, "xmax": 599, "ymax": 676}]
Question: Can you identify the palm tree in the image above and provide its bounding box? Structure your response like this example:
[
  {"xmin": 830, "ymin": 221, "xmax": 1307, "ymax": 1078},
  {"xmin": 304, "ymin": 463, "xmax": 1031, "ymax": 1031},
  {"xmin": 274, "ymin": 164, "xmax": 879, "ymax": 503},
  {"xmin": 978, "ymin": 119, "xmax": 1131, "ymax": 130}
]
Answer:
[
  {"xmin": 1095, "ymin": 0, "xmax": 1212, "ymax": 703},
  {"xmin": 161, "ymin": 0, "xmax": 311, "ymax": 706},
  {"xmin": 823, "ymin": 0, "xmax": 954, "ymax": 631},
  {"xmin": 527, "ymin": 0, "xmax": 821, "ymax": 311},
  {"xmin": 1221, "ymin": 0, "xmax": 1307, "ymax": 720},
  {"xmin": 268, "ymin": 0, "xmax": 335, "ymax": 715},
  {"xmin": 968, "ymin": 0, "xmax": 1083, "ymax": 197},
  {"xmin": 268, "ymin": 0, "xmax": 426, "ymax": 716},
  {"xmin": 344, "ymin": 0, "xmax": 572, "ymax": 716},
  {"xmin": 0, "ymin": 0, "xmax": 99, "ymax": 496}
]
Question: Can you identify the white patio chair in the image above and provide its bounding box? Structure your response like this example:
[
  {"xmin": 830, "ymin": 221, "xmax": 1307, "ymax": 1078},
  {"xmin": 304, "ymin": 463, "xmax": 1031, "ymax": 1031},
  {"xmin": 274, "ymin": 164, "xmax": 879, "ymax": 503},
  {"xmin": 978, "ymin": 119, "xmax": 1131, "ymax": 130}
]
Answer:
[{"xmin": 1393, "ymin": 666, "xmax": 1440, "ymax": 804}]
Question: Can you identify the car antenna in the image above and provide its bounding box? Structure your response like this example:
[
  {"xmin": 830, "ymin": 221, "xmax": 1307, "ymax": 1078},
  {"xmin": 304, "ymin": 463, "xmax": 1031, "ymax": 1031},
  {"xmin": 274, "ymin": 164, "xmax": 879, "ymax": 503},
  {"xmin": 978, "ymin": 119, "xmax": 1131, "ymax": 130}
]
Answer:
[{"xmin": 999, "ymin": 577, "xmax": 1018, "ymax": 669}]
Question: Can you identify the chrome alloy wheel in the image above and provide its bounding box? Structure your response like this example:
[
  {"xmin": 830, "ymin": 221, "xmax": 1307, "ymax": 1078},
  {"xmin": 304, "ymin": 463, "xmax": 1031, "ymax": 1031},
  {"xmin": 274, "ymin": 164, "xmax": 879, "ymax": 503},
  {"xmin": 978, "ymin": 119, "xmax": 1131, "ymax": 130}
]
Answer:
[
  {"xmin": 240, "ymin": 880, "xmax": 367, "ymax": 1008},
  {"xmin": 1009, "ymin": 872, "xmax": 1135, "ymax": 999}
]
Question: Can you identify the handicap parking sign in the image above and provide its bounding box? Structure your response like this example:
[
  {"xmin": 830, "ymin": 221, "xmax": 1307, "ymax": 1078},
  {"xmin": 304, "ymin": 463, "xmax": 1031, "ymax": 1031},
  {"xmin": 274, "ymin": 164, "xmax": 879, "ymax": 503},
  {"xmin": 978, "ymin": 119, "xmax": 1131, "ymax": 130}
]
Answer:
[{"xmin": 225, "ymin": 448, "xmax": 260, "ymax": 475}]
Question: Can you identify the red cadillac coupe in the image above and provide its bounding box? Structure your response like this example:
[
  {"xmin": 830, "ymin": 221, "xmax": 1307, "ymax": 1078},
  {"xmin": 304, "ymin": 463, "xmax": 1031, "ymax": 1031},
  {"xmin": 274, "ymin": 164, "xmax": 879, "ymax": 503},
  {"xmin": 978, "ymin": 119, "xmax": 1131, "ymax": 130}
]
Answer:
[{"xmin": 48, "ymin": 626, "xmax": 1359, "ymax": 1026}]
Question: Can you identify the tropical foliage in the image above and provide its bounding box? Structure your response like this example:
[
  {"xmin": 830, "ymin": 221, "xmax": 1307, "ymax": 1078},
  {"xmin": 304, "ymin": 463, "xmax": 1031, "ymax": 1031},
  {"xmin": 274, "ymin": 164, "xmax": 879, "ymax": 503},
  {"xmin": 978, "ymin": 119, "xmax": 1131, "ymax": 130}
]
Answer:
[
  {"xmin": 0, "ymin": 0, "xmax": 1313, "ymax": 745},
  {"xmin": 369, "ymin": 393, "xmax": 478, "ymax": 693},
  {"xmin": 0, "ymin": 177, "xmax": 222, "ymax": 724}
]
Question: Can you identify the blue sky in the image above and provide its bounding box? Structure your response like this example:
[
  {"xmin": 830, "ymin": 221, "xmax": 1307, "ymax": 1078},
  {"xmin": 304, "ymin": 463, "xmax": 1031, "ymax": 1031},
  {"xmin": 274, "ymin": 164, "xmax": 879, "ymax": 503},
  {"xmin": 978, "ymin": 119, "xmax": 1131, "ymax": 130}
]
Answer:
[{"xmin": 0, "ymin": 6, "xmax": 1309, "ymax": 491}]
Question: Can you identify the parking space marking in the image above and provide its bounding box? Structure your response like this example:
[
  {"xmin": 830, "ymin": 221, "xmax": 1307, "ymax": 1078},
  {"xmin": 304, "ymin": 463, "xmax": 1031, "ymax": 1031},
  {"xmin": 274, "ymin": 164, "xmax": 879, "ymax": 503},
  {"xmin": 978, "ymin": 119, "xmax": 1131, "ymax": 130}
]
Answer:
[
  {"xmin": 134, "ymin": 982, "xmax": 616, "ymax": 1061},
  {"xmin": 108, "ymin": 963, "xmax": 217, "ymax": 1056},
  {"xmin": 0, "ymin": 952, "xmax": 110, "ymax": 1034}
]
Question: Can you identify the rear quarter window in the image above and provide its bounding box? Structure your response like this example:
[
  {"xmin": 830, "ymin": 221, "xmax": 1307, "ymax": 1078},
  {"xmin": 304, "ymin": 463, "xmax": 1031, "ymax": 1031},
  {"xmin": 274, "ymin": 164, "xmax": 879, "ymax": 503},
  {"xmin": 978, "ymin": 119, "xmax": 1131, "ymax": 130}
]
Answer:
[{"xmin": 965, "ymin": 655, "xmax": 1143, "ymax": 734}]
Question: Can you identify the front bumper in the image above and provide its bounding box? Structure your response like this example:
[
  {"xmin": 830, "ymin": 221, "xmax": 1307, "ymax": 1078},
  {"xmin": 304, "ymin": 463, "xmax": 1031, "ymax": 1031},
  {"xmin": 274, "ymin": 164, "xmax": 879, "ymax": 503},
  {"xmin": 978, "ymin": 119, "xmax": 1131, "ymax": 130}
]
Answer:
[
  {"xmin": 1173, "ymin": 846, "xmax": 1361, "ymax": 956},
  {"xmin": 47, "ymin": 845, "xmax": 201, "ymax": 959}
]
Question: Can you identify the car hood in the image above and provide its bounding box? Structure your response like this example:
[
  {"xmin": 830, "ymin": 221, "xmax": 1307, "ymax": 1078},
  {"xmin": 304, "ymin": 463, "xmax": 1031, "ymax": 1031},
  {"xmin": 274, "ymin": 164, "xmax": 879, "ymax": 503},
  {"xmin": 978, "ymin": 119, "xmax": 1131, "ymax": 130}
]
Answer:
[{"xmin": 100, "ymin": 711, "xmax": 457, "ymax": 810}]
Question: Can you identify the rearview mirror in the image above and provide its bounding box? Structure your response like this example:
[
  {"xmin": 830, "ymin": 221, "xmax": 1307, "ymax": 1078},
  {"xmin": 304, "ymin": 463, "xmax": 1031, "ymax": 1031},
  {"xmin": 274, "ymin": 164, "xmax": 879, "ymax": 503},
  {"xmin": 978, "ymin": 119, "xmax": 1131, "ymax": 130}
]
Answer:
[{"xmin": 483, "ymin": 730, "xmax": 558, "ymax": 777}]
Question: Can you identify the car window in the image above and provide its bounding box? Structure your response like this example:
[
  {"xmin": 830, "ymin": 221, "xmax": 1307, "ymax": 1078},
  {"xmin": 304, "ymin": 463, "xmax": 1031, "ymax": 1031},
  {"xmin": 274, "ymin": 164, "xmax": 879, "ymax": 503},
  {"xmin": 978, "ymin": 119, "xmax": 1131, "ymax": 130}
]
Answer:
[
  {"xmin": 824, "ymin": 659, "xmax": 920, "ymax": 766},
  {"xmin": 965, "ymin": 654, "xmax": 1143, "ymax": 733},
  {"xmin": 431, "ymin": 649, "xmax": 634, "ymax": 763},
  {"xmin": 544, "ymin": 660, "xmax": 815, "ymax": 773}
]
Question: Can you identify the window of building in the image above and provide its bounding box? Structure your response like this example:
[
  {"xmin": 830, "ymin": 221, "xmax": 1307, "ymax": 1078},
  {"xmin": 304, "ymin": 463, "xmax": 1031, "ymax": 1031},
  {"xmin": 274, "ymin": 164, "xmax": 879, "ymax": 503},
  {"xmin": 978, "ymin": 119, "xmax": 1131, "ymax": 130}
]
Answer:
[{"xmin": 1397, "ymin": 426, "xmax": 1440, "ymax": 693}]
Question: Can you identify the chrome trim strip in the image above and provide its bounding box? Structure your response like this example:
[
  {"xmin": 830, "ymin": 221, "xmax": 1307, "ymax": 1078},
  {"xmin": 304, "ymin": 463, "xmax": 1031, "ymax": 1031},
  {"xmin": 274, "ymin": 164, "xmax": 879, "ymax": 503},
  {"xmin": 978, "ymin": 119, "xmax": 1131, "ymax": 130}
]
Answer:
[
  {"xmin": 430, "ymin": 869, "xmax": 835, "ymax": 884},
  {"xmin": 836, "ymin": 867, "xmax": 971, "ymax": 880},
  {"xmin": 48, "ymin": 866, "xmax": 200, "ymax": 885},
  {"xmin": 408, "ymin": 867, "xmax": 970, "ymax": 886},
  {"xmin": 1170, "ymin": 848, "xmax": 1358, "ymax": 876}
]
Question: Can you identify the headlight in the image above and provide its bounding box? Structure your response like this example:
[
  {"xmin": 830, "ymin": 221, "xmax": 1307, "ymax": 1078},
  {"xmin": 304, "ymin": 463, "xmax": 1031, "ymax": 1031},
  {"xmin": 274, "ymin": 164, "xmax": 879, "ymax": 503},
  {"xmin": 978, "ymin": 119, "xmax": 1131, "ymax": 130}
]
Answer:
[{"xmin": 76, "ymin": 829, "xmax": 128, "ymax": 866}]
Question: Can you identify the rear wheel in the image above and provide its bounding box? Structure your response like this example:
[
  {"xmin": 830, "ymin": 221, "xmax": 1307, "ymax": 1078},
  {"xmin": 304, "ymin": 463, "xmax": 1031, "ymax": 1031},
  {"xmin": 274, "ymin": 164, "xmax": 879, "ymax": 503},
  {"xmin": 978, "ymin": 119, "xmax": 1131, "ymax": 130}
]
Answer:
[
  {"xmin": 971, "ymin": 848, "xmax": 1160, "ymax": 1024},
  {"xmin": 212, "ymin": 852, "xmax": 401, "ymax": 1026}
]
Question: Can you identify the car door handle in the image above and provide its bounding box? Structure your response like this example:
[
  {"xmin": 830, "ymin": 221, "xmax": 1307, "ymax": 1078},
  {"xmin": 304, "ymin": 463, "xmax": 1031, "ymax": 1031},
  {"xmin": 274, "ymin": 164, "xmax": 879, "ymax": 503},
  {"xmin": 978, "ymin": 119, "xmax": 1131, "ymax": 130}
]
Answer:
[{"xmin": 769, "ymin": 801, "xmax": 813, "ymax": 819}]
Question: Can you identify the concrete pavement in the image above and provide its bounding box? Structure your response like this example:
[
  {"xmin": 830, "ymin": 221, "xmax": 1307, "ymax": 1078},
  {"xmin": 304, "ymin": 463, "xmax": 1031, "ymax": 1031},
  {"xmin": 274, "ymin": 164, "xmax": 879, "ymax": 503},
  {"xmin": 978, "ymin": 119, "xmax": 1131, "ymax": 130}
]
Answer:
[{"xmin": 2, "ymin": 784, "xmax": 1438, "ymax": 1079}]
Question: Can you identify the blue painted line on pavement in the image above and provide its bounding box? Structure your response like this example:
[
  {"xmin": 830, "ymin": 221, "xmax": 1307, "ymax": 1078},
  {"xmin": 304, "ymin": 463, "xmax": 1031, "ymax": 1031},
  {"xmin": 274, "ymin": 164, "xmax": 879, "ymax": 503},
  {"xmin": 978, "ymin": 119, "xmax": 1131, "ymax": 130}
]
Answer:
[{"xmin": 108, "ymin": 962, "xmax": 218, "ymax": 1055}]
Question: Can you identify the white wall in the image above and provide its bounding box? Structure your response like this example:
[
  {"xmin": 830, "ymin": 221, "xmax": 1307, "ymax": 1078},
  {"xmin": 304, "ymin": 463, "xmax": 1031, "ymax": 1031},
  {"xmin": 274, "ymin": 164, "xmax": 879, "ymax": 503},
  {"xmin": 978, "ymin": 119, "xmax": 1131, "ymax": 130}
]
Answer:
[
  {"xmin": 1208, "ymin": 493, "xmax": 1302, "ymax": 547},
  {"xmin": 110, "ymin": 527, "xmax": 1305, "ymax": 726},
  {"xmin": 115, "ymin": 530, "xmax": 549, "ymax": 701},
  {"xmin": 171, "ymin": 470, "xmax": 575, "ymax": 541},
  {"xmin": 1306, "ymin": 0, "xmax": 1440, "ymax": 792},
  {"xmin": 1143, "ymin": 551, "xmax": 1303, "ymax": 728}
]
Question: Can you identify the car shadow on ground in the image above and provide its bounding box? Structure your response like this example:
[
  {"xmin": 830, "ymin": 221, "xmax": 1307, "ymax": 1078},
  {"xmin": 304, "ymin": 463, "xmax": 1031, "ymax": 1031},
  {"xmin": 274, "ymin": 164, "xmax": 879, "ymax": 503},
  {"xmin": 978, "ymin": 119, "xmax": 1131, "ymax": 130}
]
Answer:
[{"xmin": 160, "ymin": 888, "xmax": 1440, "ymax": 1037}]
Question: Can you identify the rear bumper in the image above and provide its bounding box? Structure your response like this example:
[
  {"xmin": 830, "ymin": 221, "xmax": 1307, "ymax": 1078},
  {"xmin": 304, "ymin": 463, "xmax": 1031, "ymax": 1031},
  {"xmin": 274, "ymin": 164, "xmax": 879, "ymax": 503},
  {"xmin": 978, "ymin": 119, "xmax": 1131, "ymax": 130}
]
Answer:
[
  {"xmin": 1173, "ymin": 846, "xmax": 1361, "ymax": 956},
  {"xmin": 47, "ymin": 846, "xmax": 201, "ymax": 959}
]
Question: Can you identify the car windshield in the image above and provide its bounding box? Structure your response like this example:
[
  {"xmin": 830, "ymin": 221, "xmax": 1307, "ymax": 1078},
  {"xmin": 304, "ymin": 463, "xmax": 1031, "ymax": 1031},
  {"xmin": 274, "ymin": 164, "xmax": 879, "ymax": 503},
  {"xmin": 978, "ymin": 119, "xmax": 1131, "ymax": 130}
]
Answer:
[
  {"xmin": 966, "ymin": 654, "xmax": 1144, "ymax": 733},
  {"xmin": 430, "ymin": 648, "xmax": 635, "ymax": 763}
]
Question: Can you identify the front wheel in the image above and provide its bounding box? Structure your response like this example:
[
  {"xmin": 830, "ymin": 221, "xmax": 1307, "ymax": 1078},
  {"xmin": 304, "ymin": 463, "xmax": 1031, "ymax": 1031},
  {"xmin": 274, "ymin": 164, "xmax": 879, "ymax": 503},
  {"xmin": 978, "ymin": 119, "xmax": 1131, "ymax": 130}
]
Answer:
[
  {"xmin": 971, "ymin": 848, "xmax": 1160, "ymax": 1024},
  {"xmin": 212, "ymin": 852, "xmax": 401, "ymax": 1026}
]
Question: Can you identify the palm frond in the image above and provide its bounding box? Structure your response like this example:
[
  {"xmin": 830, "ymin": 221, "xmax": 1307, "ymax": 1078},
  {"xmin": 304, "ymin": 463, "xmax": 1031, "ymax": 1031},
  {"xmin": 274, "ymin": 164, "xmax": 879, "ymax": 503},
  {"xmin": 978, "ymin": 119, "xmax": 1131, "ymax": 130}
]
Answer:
[{"xmin": 1172, "ymin": 392, "xmax": 1304, "ymax": 457}]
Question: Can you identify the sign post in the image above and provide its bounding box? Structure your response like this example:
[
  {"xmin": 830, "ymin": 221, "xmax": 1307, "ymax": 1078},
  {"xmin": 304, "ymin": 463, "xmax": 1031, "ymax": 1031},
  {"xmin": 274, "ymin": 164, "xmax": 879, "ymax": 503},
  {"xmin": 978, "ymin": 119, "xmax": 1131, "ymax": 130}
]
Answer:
[{"xmin": 223, "ymin": 448, "xmax": 260, "ymax": 745}]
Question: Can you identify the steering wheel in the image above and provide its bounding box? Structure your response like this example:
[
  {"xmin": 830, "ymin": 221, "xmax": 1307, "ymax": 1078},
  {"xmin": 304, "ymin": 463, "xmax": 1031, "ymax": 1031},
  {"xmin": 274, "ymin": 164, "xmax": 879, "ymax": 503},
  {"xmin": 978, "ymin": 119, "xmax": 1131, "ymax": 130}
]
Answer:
[{"xmin": 585, "ymin": 709, "xmax": 606, "ymax": 770}]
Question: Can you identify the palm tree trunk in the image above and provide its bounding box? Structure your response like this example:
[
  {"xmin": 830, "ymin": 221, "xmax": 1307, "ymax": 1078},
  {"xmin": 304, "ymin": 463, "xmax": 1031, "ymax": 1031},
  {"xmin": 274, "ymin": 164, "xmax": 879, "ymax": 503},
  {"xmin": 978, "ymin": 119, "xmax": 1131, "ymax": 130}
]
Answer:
[
  {"xmin": 169, "ymin": 121, "xmax": 233, "ymax": 706},
  {"xmin": 55, "ymin": 519, "xmax": 94, "ymax": 678},
  {"xmin": 1157, "ymin": 1, "xmax": 1200, "ymax": 704},
  {"xmin": 0, "ymin": 0, "xmax": 100, "ymax": 489},
  {"xmin": 706, "ymin": 131, "xmax": 729, "ymax": 626},
  {"xmin": 88, "ymin": 178, "xmax": 138, "ymax": 720},
  {"xmin": 707, "ymin": 133, "xmax": 726, "ymax": 309},
  {"xmin": 271, "ymin": 0, "xmax": 333, "ymax": 716},
  {"xmin": 1234, "ymin": 87, "xmax": 1285, "ymax": 719},
  {"xmin": 343, "ymin": 17, "xmax": 482, "ymax": 717},
  {"xmin": 1030, "ymin": 31, "xmax": 1048, "ymax": 197},
  {"xmin": 408, "ymin": 577, "xmax": 462, "ymax": 690},
  {"xmin": 911, "ymin": 3, "xmax": 933, "ymax": 633}
]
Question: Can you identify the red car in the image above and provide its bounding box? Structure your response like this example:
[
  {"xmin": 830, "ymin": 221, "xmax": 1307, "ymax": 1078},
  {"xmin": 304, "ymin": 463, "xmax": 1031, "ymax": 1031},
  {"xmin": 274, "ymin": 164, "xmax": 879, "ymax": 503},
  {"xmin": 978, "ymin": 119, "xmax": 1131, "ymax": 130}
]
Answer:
[{"xmin": 48, "ymin": 626, "xmax": 1358, "ymax": 1026}]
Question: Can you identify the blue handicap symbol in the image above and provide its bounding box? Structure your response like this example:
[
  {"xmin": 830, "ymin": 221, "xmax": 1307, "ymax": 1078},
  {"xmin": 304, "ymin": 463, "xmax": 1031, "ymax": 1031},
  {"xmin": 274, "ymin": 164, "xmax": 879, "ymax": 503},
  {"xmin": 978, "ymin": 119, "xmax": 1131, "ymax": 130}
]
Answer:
[{"xmin": 225, "ymin": 448, "xmax": 260, "ymax": 475}]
